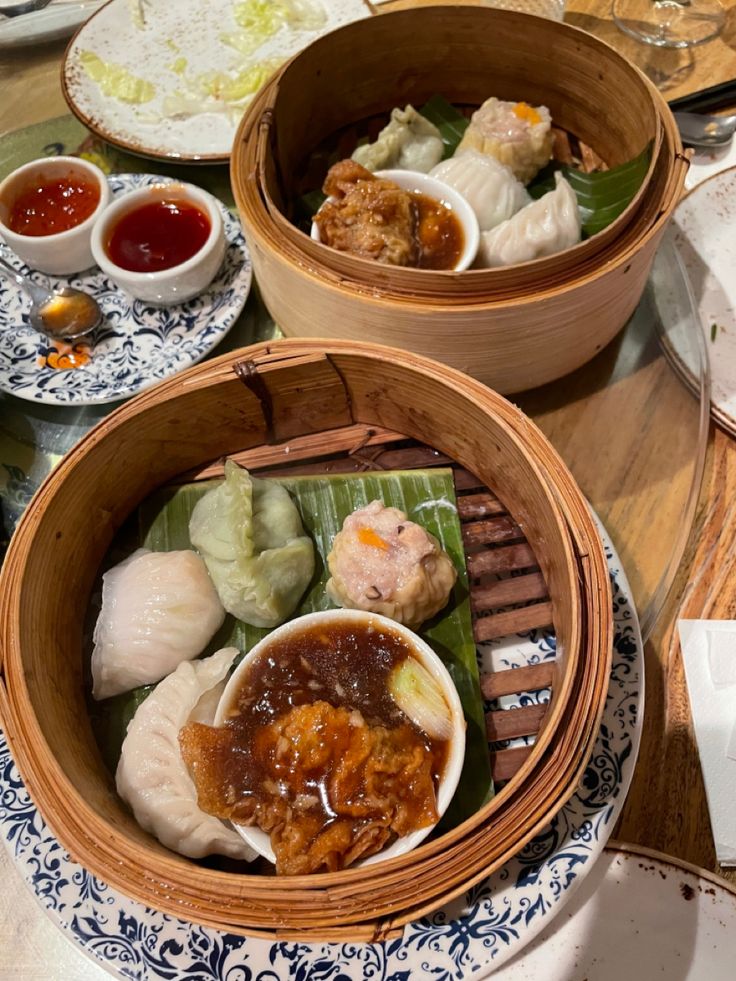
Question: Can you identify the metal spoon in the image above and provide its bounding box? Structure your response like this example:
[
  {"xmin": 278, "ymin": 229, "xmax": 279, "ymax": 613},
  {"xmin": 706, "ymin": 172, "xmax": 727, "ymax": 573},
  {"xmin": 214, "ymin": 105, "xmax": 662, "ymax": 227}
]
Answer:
[
  {"xmin": 0, "ymin": 0, "xmax": 51, "ymax": 15},
  {"xmin": 674, "ymin": 111, "xmax": 736, "ymax": 148},
  {"xmin": 0, "ymin": 256, "xmax": 102, "ymax": 341}
]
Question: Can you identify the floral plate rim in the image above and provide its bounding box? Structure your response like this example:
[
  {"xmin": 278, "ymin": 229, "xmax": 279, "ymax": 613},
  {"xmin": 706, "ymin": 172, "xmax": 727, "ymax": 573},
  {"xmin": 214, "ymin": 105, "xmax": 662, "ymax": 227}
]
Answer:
[{"xmin": 0, "ymin": 518, "xmax": 642, "ymax": 980}]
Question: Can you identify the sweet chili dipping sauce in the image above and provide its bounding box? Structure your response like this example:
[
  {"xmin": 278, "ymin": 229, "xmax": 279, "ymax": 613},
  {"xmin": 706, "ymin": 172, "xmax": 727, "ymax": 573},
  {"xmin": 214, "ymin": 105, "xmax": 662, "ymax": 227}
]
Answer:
[
  {"xmin": 105, "ymin": 198, "xmax": 211, "ymax": 273},
  {"xmin": 412, "ymin": 192, "xmax": 464, "ymax": 270},
  {"xmin": 8, "ymin": 174, "xmax": 100, "ymax": 236}
]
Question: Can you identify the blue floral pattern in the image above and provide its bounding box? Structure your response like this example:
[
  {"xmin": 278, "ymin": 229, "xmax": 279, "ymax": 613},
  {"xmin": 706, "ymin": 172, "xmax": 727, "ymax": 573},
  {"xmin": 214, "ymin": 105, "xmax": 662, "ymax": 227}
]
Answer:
[
  {"xmin": 0, "ymin": 174, "xmax": 252, "ymax": 406},
  {"xmin": 0, "ymin": 523, "xmax": 642, "ymax": 980}
]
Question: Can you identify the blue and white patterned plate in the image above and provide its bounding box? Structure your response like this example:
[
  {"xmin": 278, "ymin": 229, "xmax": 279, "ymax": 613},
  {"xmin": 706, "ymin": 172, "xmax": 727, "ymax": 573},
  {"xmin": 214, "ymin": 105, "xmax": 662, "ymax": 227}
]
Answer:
[
  {"xmin": 0, "ymin": 523, "xmax": 642, "ymax": 980},
  {"xmin": 0, "ymin": 173, "xmax": 252, "ymax": 406}
]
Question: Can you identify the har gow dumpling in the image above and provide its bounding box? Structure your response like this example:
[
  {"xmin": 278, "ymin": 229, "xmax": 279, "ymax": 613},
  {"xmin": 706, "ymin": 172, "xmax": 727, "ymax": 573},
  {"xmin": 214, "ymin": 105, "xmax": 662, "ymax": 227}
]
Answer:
[
  {"xmin": 116, "ymin": 647, "xmax": 256, "ymax": 861},
  {"xmin": 430, "ymin": 150, "xmax": 530, "ymax": 232},
  {"xmin": 189, "ymin": 460, "xmax": 314, "ymax": 629},
  {"xmin": 325, "ymin": 500, "xmax": 457, "ymax": 629},
  {"xmin": 92, "ymin": 548, "xmax": 226, "ymax": 701},
  {"xmin": 475, "ymin": 173, "xmax": 581, "ymax": 268},
  {"xmin": 352, "ymin": 104, "xmax": 444, "ymax": 174}
]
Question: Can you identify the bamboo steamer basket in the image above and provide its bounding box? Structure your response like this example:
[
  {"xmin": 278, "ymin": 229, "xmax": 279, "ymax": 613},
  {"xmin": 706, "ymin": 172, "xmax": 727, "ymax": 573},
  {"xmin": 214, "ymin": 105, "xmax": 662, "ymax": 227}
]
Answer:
[
  {"xmin": 231, "ymin": 6, "xmax": 687, "ymax": 393},
  {"xmin": 0, "ymin": 340, "xmax": 612, "ymax": 941}
]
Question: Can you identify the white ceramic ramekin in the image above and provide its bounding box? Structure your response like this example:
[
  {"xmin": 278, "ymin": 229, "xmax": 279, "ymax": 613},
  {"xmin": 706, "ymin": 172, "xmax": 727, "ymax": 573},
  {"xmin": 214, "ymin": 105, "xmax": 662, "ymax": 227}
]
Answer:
[
  {"xmin": 214, "ymin": 608, "xmax": 466, "ymax": 870},
  {"xmin": 90, "ymin": 181, "xmax": 226, "ymax": 305},
  {"xmin": 0, "ymin": 155, "xmax": 111, "ymax": 275}
]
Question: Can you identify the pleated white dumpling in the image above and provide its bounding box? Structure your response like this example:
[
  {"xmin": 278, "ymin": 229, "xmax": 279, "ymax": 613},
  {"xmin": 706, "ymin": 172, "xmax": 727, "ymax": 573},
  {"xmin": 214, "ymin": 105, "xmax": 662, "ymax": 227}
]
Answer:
[
  {"xmin": 430, "ymin": 150, "xmax": 530, "ymax": 231},
  {"xmin": 475, "ymin": 173, "xmax": 581, "ymax": 268},
  {"xmin": 91, "ymin": 548, "xmax": 225, "ymax": 701},
  {"xmin": 116, "ymin": 647, "xmax": 256, "ymax": 861}
]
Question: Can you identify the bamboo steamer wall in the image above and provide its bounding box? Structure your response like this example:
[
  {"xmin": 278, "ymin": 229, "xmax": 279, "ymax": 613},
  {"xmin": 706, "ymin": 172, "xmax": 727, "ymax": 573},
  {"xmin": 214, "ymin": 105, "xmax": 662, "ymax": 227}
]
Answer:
[
  {"xmin": 0, "ymin": 341, "xmax": 612, "ymax": 940},
  {"xmin": 232, "ymin": 6, "xmax": 687, "ymax": 393}
]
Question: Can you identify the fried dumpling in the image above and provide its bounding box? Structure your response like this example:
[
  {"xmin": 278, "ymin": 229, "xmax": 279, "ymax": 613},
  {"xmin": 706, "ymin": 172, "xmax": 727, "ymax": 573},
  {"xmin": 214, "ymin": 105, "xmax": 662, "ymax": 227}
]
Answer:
[
  {"xmin": 116, "ymin": 647, "xmax": 256, "ymax": 861},
  {"xmin": 325, "ymin": 500, "xmax": 457, "ymax": 629},
  {"xmin": 91, "ymin": 548, "xmax": 226, "ymax": 701},
  {"xmin": 189, "ymin": 460, "xmax": 314, "ymax": 629}
]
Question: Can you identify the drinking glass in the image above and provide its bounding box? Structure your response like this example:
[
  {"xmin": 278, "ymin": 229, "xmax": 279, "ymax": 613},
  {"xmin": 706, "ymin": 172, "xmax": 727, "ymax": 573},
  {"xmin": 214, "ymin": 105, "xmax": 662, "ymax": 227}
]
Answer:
[{"xmin": 613, "ymin": 0, "xmax": 725, "ymax": 47}]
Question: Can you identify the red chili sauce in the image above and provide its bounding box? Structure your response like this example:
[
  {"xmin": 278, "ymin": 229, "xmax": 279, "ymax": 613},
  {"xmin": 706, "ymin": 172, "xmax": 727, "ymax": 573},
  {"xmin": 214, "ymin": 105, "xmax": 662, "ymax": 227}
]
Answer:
[
  {"xmin": 105, "ymin": 198, "xmax": 210, "ymax": 273},
  {"xmin": 7, "ymin": 175, "xmax": 100, "ymax": 237}
]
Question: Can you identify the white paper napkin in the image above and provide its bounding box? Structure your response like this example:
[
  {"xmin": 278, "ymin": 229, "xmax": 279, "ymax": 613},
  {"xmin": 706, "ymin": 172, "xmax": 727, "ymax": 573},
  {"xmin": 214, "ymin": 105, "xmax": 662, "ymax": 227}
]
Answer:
[{"xmin": 679, "ymin": 619, "xmax": 736, "ymax": 866}]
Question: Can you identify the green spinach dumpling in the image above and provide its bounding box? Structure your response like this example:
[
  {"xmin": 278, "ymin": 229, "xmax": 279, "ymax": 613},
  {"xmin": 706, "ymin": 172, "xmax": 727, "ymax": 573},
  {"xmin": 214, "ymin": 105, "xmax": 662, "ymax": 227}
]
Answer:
[{"xmin": 189, "ymin": 461, "xmax": 314, "ymax": 628}]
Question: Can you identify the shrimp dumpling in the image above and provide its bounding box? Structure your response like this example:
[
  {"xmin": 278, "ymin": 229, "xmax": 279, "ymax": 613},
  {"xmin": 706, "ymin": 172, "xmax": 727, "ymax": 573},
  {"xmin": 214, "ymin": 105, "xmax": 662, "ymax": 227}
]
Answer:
[
  {"xmin": 326, "ymin": 501, "xmax": 457, "ymax": 629},
  {"xmin": 92, "ymin": 548, "xmax": 226, "ymax": 701},
  {"xmin": 116, "ymin": 647, "xmax": 257, "ymax": 861},
  {"xmin": 430, "ymin": 150, "xmax": 530, "ymax": 231},
  {"xmin": 457, "ymin": 97, "xmax": 553, "ymax": 184},
  {"xmin": 476, "ymin": 173, "xmax": 581, "ymax": 268}
]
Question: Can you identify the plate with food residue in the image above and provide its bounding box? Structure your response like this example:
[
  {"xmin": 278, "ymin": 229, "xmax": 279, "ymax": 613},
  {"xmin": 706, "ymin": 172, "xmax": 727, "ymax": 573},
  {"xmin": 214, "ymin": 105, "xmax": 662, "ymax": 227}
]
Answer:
[
  {"xmin": 495, "ymin": 843, "xmax": 736, "ymax": 980},
  {"xmin": 667, "ymin": 166, "xmax": 736, "ymax": 437},
  {"xmin": 0, "ymin": 173, "xmax": 251, "ymax": 406},
  {"xmin": 61, "ymin": 0, "xmax": 373, "ymax": 163}
]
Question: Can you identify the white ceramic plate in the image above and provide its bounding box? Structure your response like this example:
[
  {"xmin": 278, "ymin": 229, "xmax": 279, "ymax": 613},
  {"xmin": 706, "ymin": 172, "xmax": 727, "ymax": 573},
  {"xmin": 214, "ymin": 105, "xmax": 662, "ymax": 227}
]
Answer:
[
  {"xmin": 670, "ymin": 166, "xmax": 736, "ymax": 436},
  {"xmin": 0, "ymin": 173, "xmax": 252, "ymax": 406},
  {"xmin": 61, "ymin": 0, "xmax": 372, "ymax": 162},
  {"xmin": 0, "ymin": 521, "xmax": 643, "ymax": 979},
  {"xmin": 0, "ymin": 0, "xmax": 105, "ymax": 48},
  {"xmin": 496, "ymin": 843, "xmax": 736, "ymax": 979}
]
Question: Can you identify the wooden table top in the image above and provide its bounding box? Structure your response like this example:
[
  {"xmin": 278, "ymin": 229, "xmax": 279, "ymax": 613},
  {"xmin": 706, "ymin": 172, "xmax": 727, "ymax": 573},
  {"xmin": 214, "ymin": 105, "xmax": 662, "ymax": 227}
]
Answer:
[{"xmin": 0, "ymin": 0, "xmax": 734, "ymax": 932}]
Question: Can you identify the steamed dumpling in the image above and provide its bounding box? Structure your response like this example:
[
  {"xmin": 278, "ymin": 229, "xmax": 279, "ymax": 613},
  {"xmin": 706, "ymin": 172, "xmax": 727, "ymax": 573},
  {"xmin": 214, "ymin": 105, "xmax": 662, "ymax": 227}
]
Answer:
[
  {"xmin": 430, "ymin": 150, "xmax": 530, "ymax": 231},
  {"xmin": 475, "ymin": 173, "xmax": 581, "ymax": 268},
  {"xmin": 189, "ymin": 460, "xmax": 314, "ymax": 629},
  {"xmin": 457, "ymin": 97, "xmax": 553, "ymax": 184},
  {"xmin": 325, "ymin": 500, "xmax": 457, "ymax": 629},
  {"xmin": 92, "ymin": 548, "xmax": 226, "ymax": 701},
  {"xmin": 352, "ymin": 104, "xmax": 443, "ymax": 174},
  {"xmin": 116, "ymin": 647, "xmax": 256, "ymax": 861}
]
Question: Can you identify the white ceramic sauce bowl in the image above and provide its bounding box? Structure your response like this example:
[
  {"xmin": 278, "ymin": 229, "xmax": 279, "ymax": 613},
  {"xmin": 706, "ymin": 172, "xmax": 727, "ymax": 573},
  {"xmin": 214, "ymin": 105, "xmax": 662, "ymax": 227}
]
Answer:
[
  {"xmin": 311, "ymin": 168, "xmax": 480, "ymax": 272},
  {"xmin": 90, "ymin": 181, "xmax": 226, "ymax": 305},
  {"xmin": 0, "ymin": 155, "xmax": 111, "ymax": 275},
  {"xmin": 214, "ymin": 608, "xmax": 466, "ymax": 870}
]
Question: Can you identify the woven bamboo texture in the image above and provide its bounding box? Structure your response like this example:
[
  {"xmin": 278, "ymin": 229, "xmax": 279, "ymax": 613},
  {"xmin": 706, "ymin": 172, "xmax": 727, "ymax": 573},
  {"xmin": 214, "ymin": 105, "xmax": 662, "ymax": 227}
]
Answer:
[
  {"xmin": 231, "ymin": 6, "xmax": 688, "ymax": 393},
  {"xmin": 0, "ymin": 340, "xmax": 612, "ymax": 940}
]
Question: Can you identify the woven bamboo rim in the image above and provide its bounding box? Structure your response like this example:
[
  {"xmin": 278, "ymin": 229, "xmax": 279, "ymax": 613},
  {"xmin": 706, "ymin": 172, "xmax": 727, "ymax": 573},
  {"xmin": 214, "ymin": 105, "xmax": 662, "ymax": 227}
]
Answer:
[
  {"xmin": 0, "ymin": 340, "xmax": 612, "ymax": 940},
  {"xmin": 233, "ymin": 6, "xmax": 673, "ymax": 299}
]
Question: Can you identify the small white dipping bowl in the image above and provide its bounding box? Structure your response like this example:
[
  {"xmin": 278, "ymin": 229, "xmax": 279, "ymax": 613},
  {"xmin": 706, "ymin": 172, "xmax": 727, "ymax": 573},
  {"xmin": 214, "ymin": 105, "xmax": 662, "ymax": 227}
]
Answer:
[
  {"xmin": 311, "ymin": 168, "xmax": 480, "ymax": 272},
  {"xmin": 90, "ymin": 181, "xmax": 226, "ymax": 305},
  {"xmin": 0, "ymin": 155, "xmax": 111, "ymax": 275},
  {"xmin": 214, "ymin": 608, "xmax": 466, "ymax": 870}
]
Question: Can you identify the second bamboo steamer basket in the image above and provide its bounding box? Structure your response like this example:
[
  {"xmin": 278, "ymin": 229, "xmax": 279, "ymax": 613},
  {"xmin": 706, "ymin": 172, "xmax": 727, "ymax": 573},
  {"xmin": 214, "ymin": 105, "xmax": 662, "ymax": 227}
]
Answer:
[
  {"xmin": 0, "ymin": 340, "xmax": 612, "ymax": 940},
  {"xmin": 231, "ymin": 6, "xmax": 687, "ymax": 393}
]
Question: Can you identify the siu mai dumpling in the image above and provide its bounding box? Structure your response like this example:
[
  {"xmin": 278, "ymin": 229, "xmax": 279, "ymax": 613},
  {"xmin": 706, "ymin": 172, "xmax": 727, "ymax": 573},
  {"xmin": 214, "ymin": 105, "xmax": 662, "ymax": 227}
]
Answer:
[
  {"xmin": 475, "ymin": 173, "xmax": 581, "ymax": 268},
  {"xmin": 430, "ymin": 150, "xmax": 530, "ymax": 231},
  {"xmin": 326, "ymin": 500, "xmax": 457, "ymax": 629},
  {"xmin": 352, "ymin": 104, "xmax": 444, "ymax": 174},
  {"xmin": 189, "ymin": 460, "xmax": 314, "ymax": 629},
  {"xmin": 91, "ymin": 548, "xmax": 226, "ymax": 701},
  {"xmin": 116, "ymin": 647, "xmax": 256, "ymax": 861},
  {"xmin": 457, "ymin": 97, "xmax": 553, "ymax": 184}
]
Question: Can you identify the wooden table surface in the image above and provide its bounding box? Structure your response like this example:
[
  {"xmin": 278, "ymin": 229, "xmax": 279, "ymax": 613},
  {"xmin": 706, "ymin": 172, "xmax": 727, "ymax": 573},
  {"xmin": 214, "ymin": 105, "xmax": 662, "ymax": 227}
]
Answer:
[{"xmin": 0, "ymin": 0, "xmax": 735, "ymax": 966}]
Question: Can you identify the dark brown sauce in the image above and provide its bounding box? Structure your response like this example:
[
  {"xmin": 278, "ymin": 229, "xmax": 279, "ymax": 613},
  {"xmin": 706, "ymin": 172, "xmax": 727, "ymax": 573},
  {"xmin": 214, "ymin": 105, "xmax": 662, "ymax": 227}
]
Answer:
[
  {"xmin": 180, "ymin": 620, "xmax": 449, "ymax": 875},
  {"xmin": 412, "ymin": 191, "xmax": 464, "ymax": 270}
]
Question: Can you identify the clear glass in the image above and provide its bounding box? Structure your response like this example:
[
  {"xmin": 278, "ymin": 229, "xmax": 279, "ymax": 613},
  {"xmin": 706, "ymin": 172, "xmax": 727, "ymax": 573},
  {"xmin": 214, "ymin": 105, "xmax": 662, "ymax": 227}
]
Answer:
[
  {"xmin": 0, "ymin": 232, "xmax": 709, "ymax": 642},
  {"xmin": 613, "ymin": 0, "xmax": 725, "ymax": 48}
]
